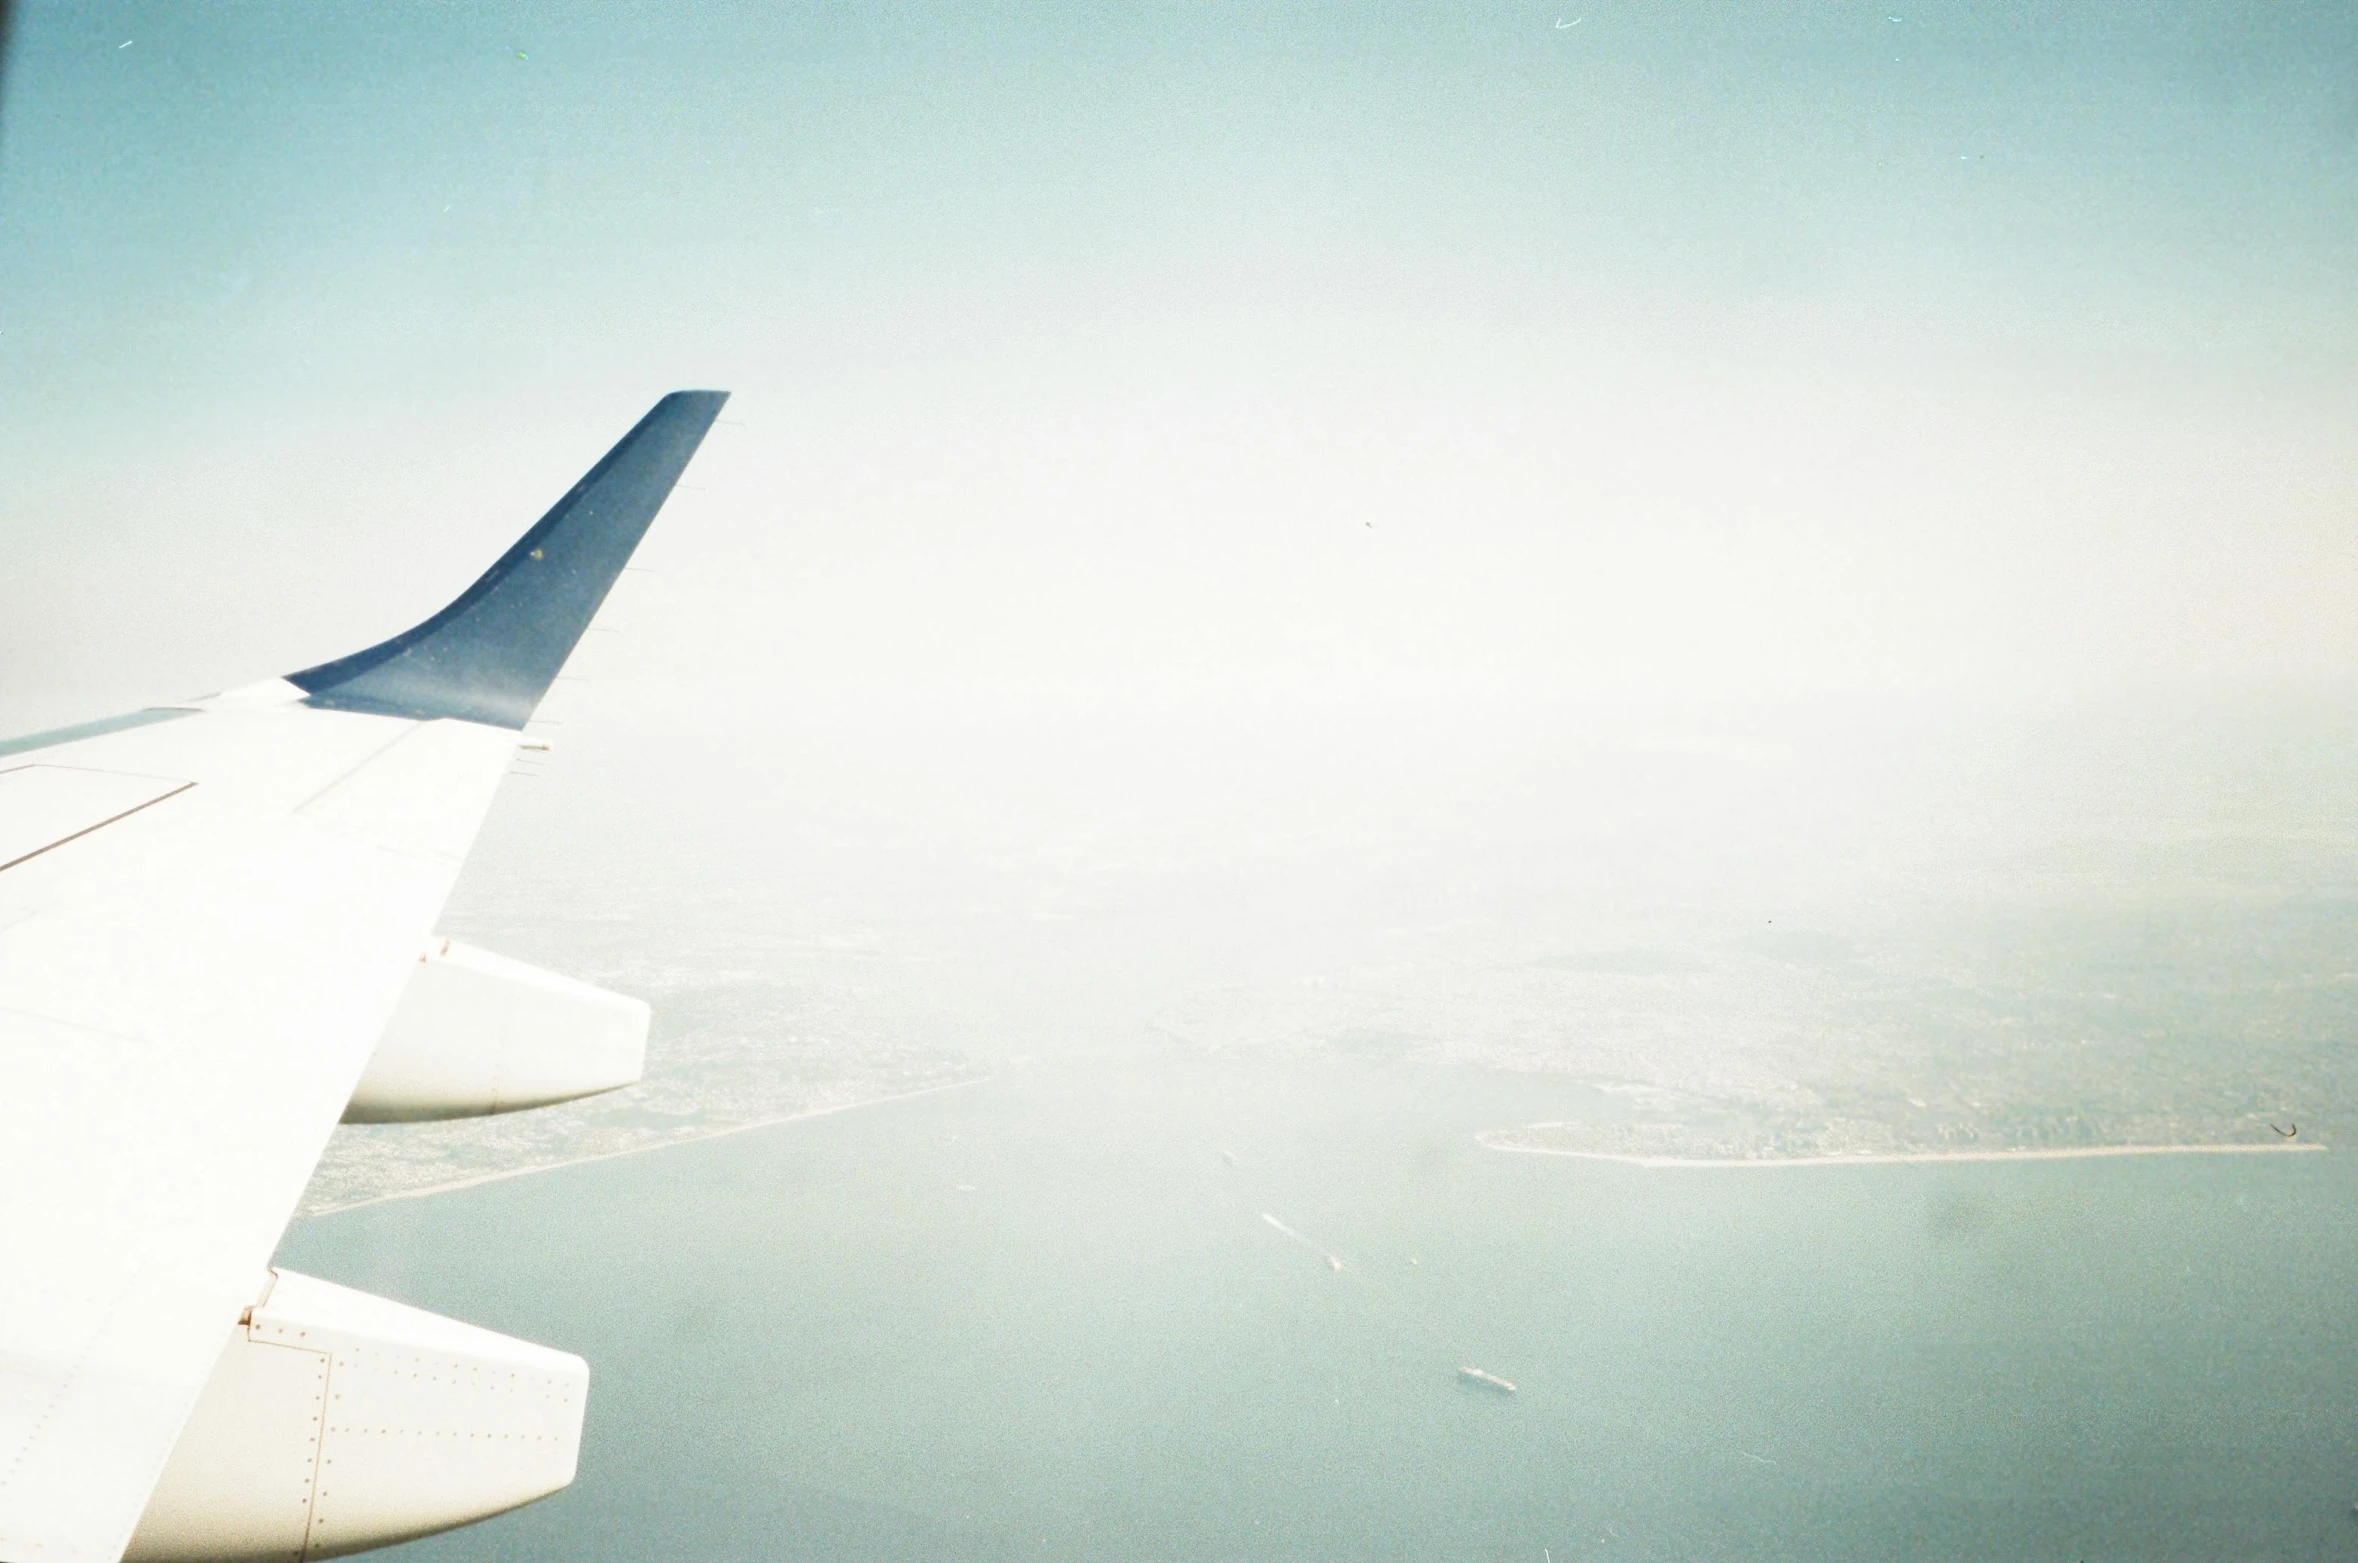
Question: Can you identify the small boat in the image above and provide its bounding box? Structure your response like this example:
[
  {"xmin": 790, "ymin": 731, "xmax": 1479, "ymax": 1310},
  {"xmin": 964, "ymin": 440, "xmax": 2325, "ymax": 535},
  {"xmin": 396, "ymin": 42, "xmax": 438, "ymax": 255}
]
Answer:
[{"xmin": 1458, "ymin": 1366, "xmax": 1517, "ymax": 1394}]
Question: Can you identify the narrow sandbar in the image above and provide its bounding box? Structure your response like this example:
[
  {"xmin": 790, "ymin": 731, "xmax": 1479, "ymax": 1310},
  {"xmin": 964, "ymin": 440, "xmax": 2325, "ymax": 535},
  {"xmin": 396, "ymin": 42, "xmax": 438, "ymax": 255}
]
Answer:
[
  {"xmin": 1478, "ymin": 1135, "xmax": 2326, "ymax": 1169},
  {"xmin": 306, "ymin": 1076, "xmax": 989, "ymax": 1217}
]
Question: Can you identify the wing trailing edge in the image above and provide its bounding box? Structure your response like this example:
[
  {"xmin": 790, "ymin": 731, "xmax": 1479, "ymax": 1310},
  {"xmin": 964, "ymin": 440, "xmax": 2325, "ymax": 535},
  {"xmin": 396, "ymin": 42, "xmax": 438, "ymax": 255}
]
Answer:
[{"xmin": 287, "ymin": 390, "xmax": 729, "ymax": 729}]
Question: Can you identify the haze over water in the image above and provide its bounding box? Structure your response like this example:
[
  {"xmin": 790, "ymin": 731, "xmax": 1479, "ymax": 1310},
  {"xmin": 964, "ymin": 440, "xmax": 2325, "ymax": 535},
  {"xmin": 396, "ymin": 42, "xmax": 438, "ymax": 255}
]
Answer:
[{"xmin": 5, "ymin": 2, "xmax": 2358, "ymax": 1558}]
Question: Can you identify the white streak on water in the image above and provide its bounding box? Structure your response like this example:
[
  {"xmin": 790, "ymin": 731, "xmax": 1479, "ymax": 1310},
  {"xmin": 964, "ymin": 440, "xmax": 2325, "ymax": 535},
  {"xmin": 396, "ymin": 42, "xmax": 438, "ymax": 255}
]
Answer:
[{"xmin": 1260, "ymin": 1211, "xmax": 1346, "ymax": 1271}]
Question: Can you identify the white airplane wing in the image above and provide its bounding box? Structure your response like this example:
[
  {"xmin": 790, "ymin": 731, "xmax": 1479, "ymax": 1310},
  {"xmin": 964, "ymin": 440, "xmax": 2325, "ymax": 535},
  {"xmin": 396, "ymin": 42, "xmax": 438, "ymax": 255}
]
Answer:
[{"xmin": 0, "ymin": 391, "xmax": 726, "ymax": 1563}]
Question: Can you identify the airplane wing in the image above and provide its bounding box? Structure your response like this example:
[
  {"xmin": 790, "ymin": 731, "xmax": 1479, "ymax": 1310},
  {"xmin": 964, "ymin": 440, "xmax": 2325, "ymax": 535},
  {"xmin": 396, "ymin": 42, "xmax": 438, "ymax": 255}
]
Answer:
[{"xmin": 0, "ymin": 390, "xmax": 726, "ymax": 1563}]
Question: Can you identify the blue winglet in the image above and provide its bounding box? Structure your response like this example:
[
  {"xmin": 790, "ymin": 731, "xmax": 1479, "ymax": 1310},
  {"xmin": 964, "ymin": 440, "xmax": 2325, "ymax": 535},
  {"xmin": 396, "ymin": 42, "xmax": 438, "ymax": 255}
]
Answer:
[{"xmin": 289, "ymin": 390, "xmax": 728, "ymax": 729}]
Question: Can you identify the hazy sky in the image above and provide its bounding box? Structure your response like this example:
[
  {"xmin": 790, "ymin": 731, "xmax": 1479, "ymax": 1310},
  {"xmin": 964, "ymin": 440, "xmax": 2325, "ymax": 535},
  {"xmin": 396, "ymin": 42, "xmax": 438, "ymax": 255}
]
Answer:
[{"xmin": 1, "ymin": 2, "xmax": 2353, "ymax": 726}]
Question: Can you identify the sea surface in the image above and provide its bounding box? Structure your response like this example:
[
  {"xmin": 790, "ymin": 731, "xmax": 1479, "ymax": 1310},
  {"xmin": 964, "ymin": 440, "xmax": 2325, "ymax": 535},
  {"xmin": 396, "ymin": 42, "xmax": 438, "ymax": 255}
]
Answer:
[
  {"xmin": 277, "ymin": 696, "xmax": 2358, "ymax": 1560},
  {"xmin": 284, "ymin": 1041, "xmax": 2358, "ymax": 1562}
]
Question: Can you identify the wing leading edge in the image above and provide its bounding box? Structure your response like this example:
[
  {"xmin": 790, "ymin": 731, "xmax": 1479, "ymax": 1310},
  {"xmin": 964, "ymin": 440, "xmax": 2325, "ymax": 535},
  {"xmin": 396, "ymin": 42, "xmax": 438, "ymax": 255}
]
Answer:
[{"xmin": 0, "ymin": 392, "xmax": 724, "ymax": 1563}]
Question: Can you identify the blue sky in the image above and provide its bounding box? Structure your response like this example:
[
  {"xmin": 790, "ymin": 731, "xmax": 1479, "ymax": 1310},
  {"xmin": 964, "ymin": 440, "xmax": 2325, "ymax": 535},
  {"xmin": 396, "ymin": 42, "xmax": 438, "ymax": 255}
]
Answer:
[{"xmin": 2, "ymin": 2, "xmax": 2353, "ymax": 724}]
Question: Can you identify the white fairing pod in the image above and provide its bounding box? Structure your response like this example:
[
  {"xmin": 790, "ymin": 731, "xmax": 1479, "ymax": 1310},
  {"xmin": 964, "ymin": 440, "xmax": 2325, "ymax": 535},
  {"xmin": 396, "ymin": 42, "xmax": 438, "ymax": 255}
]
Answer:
[
  {"xmin": 124, "ymin": 1270, "xmax": 586, "ymax": 1562},
  {"xmin": 343, "ymin": 939, "xmax": 646, "ymax": 1122}
]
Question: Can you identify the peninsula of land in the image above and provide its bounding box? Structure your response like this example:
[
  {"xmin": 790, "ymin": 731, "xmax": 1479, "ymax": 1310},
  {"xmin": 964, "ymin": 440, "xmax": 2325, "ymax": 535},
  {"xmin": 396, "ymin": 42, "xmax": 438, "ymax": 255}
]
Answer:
[{"xmin": 1478, "ymin": 1129, "xmax": 2325, "ymax": 1169}]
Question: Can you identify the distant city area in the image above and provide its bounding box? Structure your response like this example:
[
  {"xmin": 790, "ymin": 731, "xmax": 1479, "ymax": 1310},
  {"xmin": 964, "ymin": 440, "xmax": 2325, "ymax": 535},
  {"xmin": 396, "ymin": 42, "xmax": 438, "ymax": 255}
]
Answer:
[
  {"xmin": 300, "ymin": 863, "xmax": 986, "ymax": 1218},
  {"xmin": 1153, "ymin": 848, "xmax": 2358, "ymax": 1165},
  {"xmin": 304, "ymin": 701, "xmax": 2358, "ymax": 1208}
]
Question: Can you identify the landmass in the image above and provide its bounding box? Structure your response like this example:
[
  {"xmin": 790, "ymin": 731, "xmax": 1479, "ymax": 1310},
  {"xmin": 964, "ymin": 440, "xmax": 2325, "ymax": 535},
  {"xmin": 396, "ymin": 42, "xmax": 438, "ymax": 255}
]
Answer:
[{"xmin": 1477, "ymin": 1124, "xmax": 2325, "ymax": 1168}]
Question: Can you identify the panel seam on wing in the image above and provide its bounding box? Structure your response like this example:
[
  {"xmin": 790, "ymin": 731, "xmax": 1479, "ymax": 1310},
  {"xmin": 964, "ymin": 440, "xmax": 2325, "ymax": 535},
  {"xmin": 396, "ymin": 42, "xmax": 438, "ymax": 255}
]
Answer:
[
  {"xmin": 0, "ymin": 1253, "xmax": 153, "ymax": 1562},
  {"xmin": 289, "ymin": 724, "xmax": 422, "ymax": 816},
  {"xmin": 0, "ymin": 1002, "xmax": 154, "ymax": 1048},
  {"xmin": 0, "ymin": 781, "xmax": 196, "ymax": 875}
]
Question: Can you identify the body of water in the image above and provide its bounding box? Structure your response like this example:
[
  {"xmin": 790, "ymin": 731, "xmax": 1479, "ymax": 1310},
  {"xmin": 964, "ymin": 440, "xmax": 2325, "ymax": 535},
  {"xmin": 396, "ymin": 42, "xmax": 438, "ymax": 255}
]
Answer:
[{"xmin": 283, "ymin": 1031, "xmax": 2358, "ymax": 1561}]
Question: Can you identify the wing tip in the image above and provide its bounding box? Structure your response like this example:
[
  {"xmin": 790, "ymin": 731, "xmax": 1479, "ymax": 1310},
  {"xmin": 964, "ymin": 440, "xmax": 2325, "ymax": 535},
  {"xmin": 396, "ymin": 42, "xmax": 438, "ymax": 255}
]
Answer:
[{"xmin": 286, "ymin": 391, "xmax": 729, "ymax": 728}]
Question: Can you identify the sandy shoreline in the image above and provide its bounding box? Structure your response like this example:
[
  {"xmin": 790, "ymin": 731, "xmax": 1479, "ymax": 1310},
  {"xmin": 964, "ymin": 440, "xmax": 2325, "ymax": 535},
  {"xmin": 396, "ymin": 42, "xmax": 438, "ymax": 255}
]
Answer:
[
  {"xmin": 1478, "ymin": 1136, "xmax": 2327, "ymax": 1169},
  {"xmin": 303, "ymin": 1076, "xmax": 990, "ymax": 1218}
]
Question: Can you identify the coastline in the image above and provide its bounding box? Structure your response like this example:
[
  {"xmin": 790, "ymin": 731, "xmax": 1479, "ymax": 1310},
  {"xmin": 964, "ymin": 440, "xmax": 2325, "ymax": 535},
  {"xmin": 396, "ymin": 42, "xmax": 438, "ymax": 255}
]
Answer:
[
  {"xmin": 1477, "ymin": 1136, "xmax": 2328, "ymax": 1169},
  {"xmin": 302, "ymin": 1075, "xmax": 990, "ymax": 1218}
]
